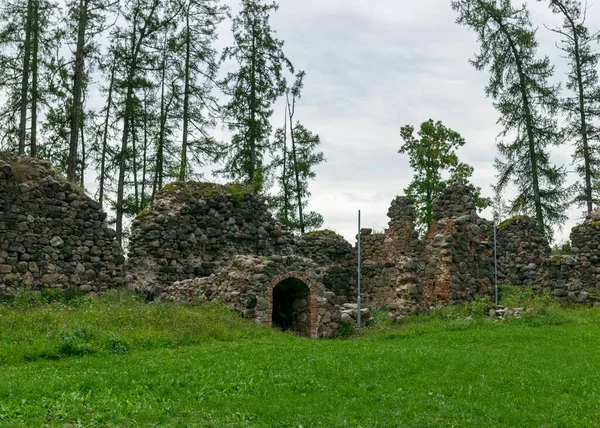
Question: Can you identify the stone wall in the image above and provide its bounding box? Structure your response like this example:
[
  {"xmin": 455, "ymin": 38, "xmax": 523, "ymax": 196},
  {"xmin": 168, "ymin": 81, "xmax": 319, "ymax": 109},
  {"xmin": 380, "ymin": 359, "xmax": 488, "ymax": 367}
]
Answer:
[
  {"xmin": 421, "ymin": 184, "xmax": 494, "ymax": 305},
  {"xmin": 496, "ymin": 216, "xmax": 550, "ymax": 286},
  {"xmin": 357, "ymin": 184, "xmax": 495, "ymax": 319},
  {"xmin": 127, "ymin": 182, "xmax": 294, "ymax": 296},
  {"xmin": 159, "ymin": 254, "xmax": 373, "ymax": 338},
  {"xmin": 529, "ymin": 210, "xmax": 600, "ymax": 303},
  {"xmin": 357, "ymin": 196, "xmax": 427, "ymax": 317},
  {"xmin": 570, "ymin": 211, "xmax": 600, "ymax": 288},
  {"xmin": 0, "ymin": 155, "xmax": 124, "ymax": 295},
  {"xmin": 293, "ymin": 230, "xmax": 356, "ymax": 299}
]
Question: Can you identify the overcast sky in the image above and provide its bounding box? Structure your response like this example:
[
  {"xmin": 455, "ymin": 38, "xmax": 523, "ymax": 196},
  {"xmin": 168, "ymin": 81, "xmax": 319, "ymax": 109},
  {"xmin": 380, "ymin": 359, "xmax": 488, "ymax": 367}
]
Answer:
[{"xmin": 200, "ymin": 0, "xmax": 600, "ymax": 245}]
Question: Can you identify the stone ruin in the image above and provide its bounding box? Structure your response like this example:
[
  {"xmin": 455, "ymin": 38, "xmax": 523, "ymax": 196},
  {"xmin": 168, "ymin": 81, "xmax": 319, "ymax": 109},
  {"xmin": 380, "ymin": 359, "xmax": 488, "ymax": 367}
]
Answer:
[
  {"xmin": 127, "ymin": 181, "xmax": 368, "ymax": 337},
  {"xmin": 496, "ymin": 216, "xmax": 550, "ymax": 286},
  {"xmin": 6, "ymin": 154, "xmax": 600, "ymax": 337},
  {"xmin": 128, "ymin": 180, "xmax": 496, "ymax": 333},
  {"xmin": 494, "ymin": 209, "xmax": 600, "ymax": 304},
  {"xmin": 0, "ymin": 154, "xmax": 124, "ymax": 296},
  {"xmin": 358, "ymin": 183, "xmax": 495, "ymax": 320}
]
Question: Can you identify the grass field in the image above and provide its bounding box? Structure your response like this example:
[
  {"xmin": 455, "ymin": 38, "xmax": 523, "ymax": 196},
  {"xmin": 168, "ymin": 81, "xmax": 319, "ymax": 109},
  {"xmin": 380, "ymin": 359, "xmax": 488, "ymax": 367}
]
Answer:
[{"xmin": 1, "ymin": 288, "xmax": 600, "ymax": 426}]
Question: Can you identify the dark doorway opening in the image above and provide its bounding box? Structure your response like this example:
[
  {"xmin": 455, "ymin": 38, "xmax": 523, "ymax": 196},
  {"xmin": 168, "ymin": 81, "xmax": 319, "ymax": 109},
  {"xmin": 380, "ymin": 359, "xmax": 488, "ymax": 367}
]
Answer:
[{"xmin": 272, "ymin": 278, "xmax": 311, "ymax": 336}]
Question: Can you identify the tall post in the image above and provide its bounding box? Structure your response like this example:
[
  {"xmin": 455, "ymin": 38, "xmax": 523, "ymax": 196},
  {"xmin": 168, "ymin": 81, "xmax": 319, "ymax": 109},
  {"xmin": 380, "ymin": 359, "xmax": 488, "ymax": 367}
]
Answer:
[
  {"xmin": 493, "ymin": 221, "xmax": 498, "ymax": 305},
  {"xmin": 357, "ymin": 209, "xmax": 361, "ymax": 331}
]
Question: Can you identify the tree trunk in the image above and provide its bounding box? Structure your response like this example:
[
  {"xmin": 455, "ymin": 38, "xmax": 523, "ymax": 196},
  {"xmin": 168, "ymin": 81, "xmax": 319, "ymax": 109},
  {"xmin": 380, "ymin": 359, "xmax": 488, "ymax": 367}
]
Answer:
[
  {"xmin": 154, "ymin": 36, "xmax": 168, "ymax": 195},
  {"xmin": 67, "ymin": 0, "xmax": 89, "ymax": 182},
  {"xmin": 491, "ymin": 11, "xmax": 544, "ymax": 232},
  {"xmin": 79, "ymin": 117, "xmax": 85, "ymax": 188},
  {"xmin": 287, "ymin": 96, "xmax": 304, "ymax": 233},
  {"xmin": 98, "ymin": 61, "xmax": 116, "ymax": 209},
  {"xmin": 131, "ymin": 114, "xmax": 139, "ymax": 211},
  {"xmin": 282, "ymin": 102, "xmax": 289, "ymax": 221},
  {"xmin": 141, "ymin": 95, "xmax": 148, "ymax": 209},
  {"xmin": 179, "ymin": 4, "xmax": 191, "ymax": 181},
  {"xmin": 30, "ymin": 0, "xmax": 39, "ymax": 157},
  {"xmin": 116, "ymin": 84, "xmax": 133, "ymax": 245},
  {"xmin": 248, "ymin": 15, "xmax": 257, "ymax": 184},
  {"xmin": 18, "ymin": 0, "xmax": 33, "ymax": 155}
]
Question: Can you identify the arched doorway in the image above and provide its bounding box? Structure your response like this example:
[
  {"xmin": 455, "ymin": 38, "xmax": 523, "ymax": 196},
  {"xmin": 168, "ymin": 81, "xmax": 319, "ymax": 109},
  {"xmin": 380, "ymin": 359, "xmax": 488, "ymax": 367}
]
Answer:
[{"xmin": 272, "ymin": 277, "xmax": 311, "ymax": 336}]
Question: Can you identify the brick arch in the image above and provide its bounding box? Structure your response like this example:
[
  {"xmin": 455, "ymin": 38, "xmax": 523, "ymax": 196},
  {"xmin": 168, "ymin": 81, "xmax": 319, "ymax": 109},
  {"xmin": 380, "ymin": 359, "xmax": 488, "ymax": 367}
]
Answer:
[{"xmin": 266, "ymin": 272, "xmax": 321, "ymax": 338}]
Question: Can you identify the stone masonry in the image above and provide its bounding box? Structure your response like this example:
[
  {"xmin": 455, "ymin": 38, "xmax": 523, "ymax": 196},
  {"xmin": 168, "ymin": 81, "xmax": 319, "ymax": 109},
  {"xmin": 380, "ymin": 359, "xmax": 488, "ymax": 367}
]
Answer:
[{"xmin": 0, "ymin": 154, "xmax": 124, "ymax": 296}]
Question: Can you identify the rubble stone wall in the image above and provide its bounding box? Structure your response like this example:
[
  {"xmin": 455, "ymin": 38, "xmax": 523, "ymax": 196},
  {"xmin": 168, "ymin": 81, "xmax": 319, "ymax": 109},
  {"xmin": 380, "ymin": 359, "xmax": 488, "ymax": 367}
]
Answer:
[
  {"xmin": 127, "ymin": 181, "xmax": 294, "ymax": 296},
  {"xmin": 159, "ymin": 254, "xmax": 372, "ymax": 338},
  {"xmin": 0, "ymin": 155, "xmax": 124, "ymax": 296},
  {"xmin": 496, "ymin": 217, "xmax": 550, "ymax": 286},
  {"xmin": 357, "ymin": 184, "xmax": 495, "ymax": 319}
]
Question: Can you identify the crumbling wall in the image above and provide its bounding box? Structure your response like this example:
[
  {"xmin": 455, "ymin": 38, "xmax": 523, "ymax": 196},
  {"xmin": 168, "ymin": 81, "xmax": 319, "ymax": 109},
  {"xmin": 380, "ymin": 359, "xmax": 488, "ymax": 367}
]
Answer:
[
  {"xmin": 293, "ymin": 230, "xmax": 356, "ymax": 299},
  {"xmin": 532, "ymin": 211, "xmax": 600, "ymax": 303},
  {"xmin": 496, "ymin": 216, "xmax": 550, "ymax": 286},
  {"xmin": 159, "ymin": 254, "xmax": 372, "ymax": 338},
  {"xmin": 127, "ymin": 182, "xmax": 294, "ymax": 296},
  {"xmin": 0, "ymin": 155, "xmax": 124, "ymax": 295},
  {"xmin": 357, "ymin": 184, "xmax": 494, "ymax": 319},
  {"xmin": 421, "ymin": 184, "xmax": 494, "ymax": 304},
  {"xmin": 570, "ymin": 212, "xmax": 600, "ymax": 287},
  {"xmin": 358, "ymin": 197, "xmax": 427, "ymax": 317}
]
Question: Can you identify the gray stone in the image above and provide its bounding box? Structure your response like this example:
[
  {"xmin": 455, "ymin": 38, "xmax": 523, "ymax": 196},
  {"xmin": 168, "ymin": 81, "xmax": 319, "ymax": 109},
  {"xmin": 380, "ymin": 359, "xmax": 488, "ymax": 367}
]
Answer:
[{"xmin": 50, "ymin": 236, "xmax": 64, "ymax": 247}]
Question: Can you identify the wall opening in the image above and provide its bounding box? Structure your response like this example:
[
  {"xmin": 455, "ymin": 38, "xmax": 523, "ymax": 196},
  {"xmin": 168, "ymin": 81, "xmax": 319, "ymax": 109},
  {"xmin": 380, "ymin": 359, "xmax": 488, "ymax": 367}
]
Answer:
[{"xmin": 272, "ymin": 277, "xmax": 311, "ymax": 336}]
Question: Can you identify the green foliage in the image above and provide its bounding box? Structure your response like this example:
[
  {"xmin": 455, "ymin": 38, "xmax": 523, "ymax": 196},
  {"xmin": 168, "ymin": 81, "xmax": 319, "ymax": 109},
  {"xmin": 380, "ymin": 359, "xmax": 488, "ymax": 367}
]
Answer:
[
  {"xmin": 219, "ymin": 0, "xmax": 293, "ymax": 187},
  {"xmin": 497, "ymin": 215, "xmax": 531, "ymax": 229},
  {"xmin": 305, "ymin": 229, "xmax": 347, "ymax": 242},
  {"xmin": 269, "ymin": 115, "xmax": 325, "ymax": 233},
  {"xmin": 431, "ymin": 294, "xmax": 493, "ymax": 320},
  {"xmin": 7, "ymin": 288, "xmax": 88, "ymax": 307},
  {"xmin": 135, "ymin": 207, "xmax": 153, "ymax": 219},
  {"xmin": 399, "ymin": 119, "xmax": 491, "ymax": 234},
  {"xmin": 551, "ymin": 240, "xmax": 572, "ymax": 255},
  {"xmin": 546, "ymin": 0, "xmax": 600, "ymax": 214},
  {"xmin": 0, "ymin": 290, "xmax": 274, "ymax": 365},
  {"xmin": 158, "ymin": 181, "xmax": 253, "ymax": 205},
  {"xmin": 452, "ymin": 0, "xmax": 569, "ymax": 240}
]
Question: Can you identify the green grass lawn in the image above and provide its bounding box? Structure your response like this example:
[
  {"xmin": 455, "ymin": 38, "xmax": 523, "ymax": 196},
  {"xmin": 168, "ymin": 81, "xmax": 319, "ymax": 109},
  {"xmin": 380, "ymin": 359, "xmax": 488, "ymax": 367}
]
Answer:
[{"xmin": 1, "ymin": 289, "xmax": 600, "ymax": 427}]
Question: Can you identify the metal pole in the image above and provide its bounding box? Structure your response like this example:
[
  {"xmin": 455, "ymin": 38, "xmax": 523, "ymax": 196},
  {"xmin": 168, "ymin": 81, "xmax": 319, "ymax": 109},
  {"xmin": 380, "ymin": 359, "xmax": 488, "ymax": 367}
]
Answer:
[
  {"xmin": 357, "ymin": 209, "xmax": 361, "ymax": 331},
  {"xmin": 493, "ymin": 220, "xmax": 498, "ymax": 305}
]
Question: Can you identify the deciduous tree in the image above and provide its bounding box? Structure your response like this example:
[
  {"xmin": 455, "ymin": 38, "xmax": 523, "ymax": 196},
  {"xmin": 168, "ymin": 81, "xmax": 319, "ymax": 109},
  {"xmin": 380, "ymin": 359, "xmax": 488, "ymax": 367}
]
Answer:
[{"xmin": 399, "ymin": 119, "xmax": 491, "ymax": 234}]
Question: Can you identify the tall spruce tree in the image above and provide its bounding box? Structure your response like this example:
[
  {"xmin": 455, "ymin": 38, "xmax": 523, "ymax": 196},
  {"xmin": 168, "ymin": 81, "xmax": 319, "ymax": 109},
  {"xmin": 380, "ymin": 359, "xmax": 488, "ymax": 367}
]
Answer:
[
  {"xmin": 452, "ymin": 0, "xmax": 569, "ymax": 238},
  {"xmin": 110, "ymin": 0, "xmax": 170, "ymax": 244},
  {"xmin": 0, "ymin": 0, "xmax": 60, "ymax": 155},
  {"xmin": 172, "ymin": 0, "xmax": 227, "ymax": 181},
  {"xmin": 220, "ymin": 0, "xmax": 293, "ymax": 189},
  {"xmin": 65, "ymin": 0, "xmax": 117, "ymax": 183},
  {"xmin": 545, "ymin": 0, "xmax": 600, "ymax": 214}
]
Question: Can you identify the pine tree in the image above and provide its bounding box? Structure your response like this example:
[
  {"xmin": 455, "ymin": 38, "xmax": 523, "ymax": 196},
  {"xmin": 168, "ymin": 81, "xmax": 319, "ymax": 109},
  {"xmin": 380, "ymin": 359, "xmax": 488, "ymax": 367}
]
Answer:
[
  {"xmin": 269, "ymin": 119, "xmax": 324, "ymax": 233},
  {"xmin": 546, "ymin": 0, "xmax": 600, "ymax": 215},
  {"xmin": 269, "ymin": 71, "xmax": 324, "ymax": 234},
  {"xmin": 172, "ymin": 0, "xmax": 227, "ymax": 181},
  {"xmin": 65, "ymin": 0, "xmax": 116, "ymax": 183},
  {"xmin": 0, "ymin": 0, "xmax": 60, "ymax": 155},
  {"xmin": 220, "ymin": 0, "xmax": 293, "ymax": 189},
  {"xmin": 110, "ymin": 0, "xmax": 170, "ymax": 244},
  {"xmin": 452, "ymin": 0, "xmax": 569, "ymax": 238}
]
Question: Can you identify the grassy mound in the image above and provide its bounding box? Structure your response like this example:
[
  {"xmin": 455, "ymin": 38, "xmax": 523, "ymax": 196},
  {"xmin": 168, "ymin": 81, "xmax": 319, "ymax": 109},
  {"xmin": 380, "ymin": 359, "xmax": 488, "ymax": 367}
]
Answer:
[
  {"xmin": 0, "ymin": 290, "xmax": 274, "ymax": 365},
  {"xmin": 305, "ymin": 229, "xmax": 348, "ymax": 242},
  {"xmin": 497, "ymin": 215, "xmax": 531, "ymax": 229},
  {"xmin": 158, "ymin": 181, "xmax": 254, "ymax": 204}
]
